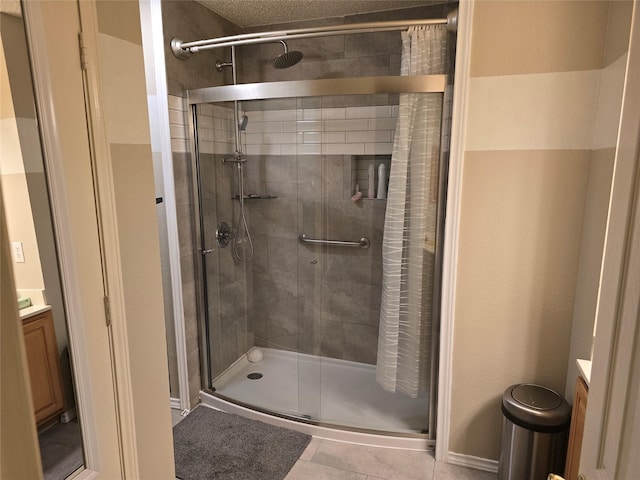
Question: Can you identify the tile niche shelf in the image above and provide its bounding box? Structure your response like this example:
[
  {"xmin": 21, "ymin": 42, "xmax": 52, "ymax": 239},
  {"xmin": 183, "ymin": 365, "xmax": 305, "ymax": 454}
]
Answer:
[{"xmin": 352, "ymin": 154, "xmax": 391, "ymax": 200}]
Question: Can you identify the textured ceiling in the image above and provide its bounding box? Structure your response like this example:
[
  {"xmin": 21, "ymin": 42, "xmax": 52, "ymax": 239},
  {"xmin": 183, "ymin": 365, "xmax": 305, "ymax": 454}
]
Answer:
[{"xmin": 195, "ymin": 0, "xmax": 442, "ymax": 27}]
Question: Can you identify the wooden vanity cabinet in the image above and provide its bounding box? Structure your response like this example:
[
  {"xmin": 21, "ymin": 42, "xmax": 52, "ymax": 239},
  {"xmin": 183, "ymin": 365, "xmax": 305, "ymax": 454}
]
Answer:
[
  {"xmin": 22, "ymin": 310, "xmax": 65, "ymax": 426},
  {"xmin": 565, "ymin": 375, "xmax": 588, "ymax": 480}
]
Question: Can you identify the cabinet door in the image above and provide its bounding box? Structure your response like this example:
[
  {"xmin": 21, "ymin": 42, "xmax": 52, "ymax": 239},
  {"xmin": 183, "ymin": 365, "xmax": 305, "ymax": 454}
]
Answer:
[
  {"xmin": 565, "ymin": 376, "xmax": 588, "ymax": 480},
  {"xmin": 23, "ymin": 312, "xmax": 65, "ymax": 425}
]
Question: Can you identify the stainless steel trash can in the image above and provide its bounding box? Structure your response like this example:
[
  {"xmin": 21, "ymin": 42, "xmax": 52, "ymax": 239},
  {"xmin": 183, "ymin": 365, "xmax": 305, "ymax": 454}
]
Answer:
[{"xmin": 497, "ymin": 384, "xmax": 571, "ymax": 480}]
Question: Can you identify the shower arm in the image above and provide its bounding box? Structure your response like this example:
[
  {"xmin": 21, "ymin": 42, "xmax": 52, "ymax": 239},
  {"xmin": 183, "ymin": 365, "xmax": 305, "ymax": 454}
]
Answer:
[{"xmin": 171, "ymin": 11, "xmax": 457, "ymax": 58}]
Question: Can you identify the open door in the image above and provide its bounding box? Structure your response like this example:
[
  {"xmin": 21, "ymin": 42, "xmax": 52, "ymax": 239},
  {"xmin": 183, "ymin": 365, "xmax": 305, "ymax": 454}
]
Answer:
[
  {"xmin": 16, "ymin": 0, "xmax": 124, "ymax": 476},
  {"xmin": 2, "ymin": 0, "xmax": 176, "ymax": 477},
  {"xmin": 580, "ymin": 4, "xmax": 640, "ymax": 478}
]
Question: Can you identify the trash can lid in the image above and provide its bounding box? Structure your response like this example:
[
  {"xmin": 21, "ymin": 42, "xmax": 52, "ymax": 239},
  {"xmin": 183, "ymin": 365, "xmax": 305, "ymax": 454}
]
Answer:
[
  {"xmin": 512, "ymin": 384, "xmax": 562, "ymax": 410},
  {"xmin": 502, "ymin": 384, "xmax": 571, "ymax": 432}
]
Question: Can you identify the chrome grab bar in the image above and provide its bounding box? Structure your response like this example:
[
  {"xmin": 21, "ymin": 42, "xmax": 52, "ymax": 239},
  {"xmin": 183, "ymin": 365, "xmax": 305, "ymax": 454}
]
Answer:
[{"xmin": 298, "ymin": 233, "xmax": 370, "ymax": 249}]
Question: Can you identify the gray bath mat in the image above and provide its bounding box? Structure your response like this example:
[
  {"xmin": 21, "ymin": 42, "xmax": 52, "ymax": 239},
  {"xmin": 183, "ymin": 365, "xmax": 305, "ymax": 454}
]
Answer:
[{"xmin": 173, "ymin": 406, "xmax": 311, "ymax": 480}]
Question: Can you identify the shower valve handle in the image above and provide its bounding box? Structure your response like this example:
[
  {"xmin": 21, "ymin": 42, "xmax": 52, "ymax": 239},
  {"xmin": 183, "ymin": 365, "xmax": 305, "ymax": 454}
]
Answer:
[{"xmin": 216, "ymin": 222, "xmax": 232, "ymax": 248}]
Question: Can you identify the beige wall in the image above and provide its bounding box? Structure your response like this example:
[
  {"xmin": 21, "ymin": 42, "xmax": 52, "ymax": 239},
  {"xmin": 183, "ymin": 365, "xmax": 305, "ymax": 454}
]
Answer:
[
  {"xmin": 449, "ymin": 0, "xmax": 630, "ymax": 460},
  {"xmin": 0, "ymin": 12, "xmax": 76, "ymax": 411},
  {"xmin": 564, "ymin": 0, "xmax": 633, "ymax": 402},
  {"xmin": 0, "ymin": 13, "xmax": 46, "ymax": 301},
  {"xmin": 94, "ymin": 0, "xmax": 175, "ymax": 477},
  {"xmin": 0, "ymin": 187, "xmax": 43, "ymax": 479}
]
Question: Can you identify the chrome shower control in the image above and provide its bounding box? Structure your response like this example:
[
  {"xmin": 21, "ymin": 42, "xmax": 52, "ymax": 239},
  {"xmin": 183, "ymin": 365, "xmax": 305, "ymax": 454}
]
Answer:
[
  {"xmin": 201, "ymin": 248, "xmax": 214, "ymax": 255},
  {"xmin": 216, "ymin": 222, "xmax": 231, "ymax": 248}
]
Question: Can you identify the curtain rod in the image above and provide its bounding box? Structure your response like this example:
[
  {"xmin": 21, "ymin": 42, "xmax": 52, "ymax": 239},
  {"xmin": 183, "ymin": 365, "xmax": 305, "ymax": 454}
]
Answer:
[{"xmin": 171, "ymin": 10, "xmax": 457, "ymax": 59}]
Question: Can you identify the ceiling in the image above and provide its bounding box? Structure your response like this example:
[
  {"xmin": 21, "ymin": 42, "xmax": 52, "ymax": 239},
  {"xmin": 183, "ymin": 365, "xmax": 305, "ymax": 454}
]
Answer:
[
  {"xmin": 194, "ymin": 0, "xmax": 444, "ymax": 27},
  {"xmin": 0, "ymin": 1, "xmax": 445, "ymax": 26}
]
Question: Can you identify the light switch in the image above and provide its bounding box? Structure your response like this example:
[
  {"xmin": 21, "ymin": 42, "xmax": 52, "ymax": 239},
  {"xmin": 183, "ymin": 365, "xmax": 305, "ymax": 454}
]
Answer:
[{"xmin": 11, "ymin": 242, "xmax": 25, "ymax": 263}]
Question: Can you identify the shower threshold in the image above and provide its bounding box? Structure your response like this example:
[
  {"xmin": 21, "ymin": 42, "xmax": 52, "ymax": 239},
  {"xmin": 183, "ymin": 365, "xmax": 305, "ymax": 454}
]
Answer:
[{"xmin": 205, "ymin": 348, "xmax": 431, "ymax": 449}]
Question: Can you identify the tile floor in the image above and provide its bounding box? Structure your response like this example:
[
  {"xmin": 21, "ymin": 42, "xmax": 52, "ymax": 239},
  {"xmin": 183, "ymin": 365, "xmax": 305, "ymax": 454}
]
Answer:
[
  {"xmin": 171, "ymin": 409, "xmax": 496, "ymax": 480},
  {"xmin": 286, "ymin": 437, "xmax": 496, "ymax": 480}
]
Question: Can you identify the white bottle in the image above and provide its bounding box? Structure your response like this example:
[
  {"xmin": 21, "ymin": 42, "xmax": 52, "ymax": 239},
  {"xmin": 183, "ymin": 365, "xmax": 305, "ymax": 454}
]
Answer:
[
  {"xmin": 377, "ymin": 163, "xmax": 387, "ymax": 199},
  {"xmin": 368, "ymin": 164, "xmax": 375, "ymax": 199}
]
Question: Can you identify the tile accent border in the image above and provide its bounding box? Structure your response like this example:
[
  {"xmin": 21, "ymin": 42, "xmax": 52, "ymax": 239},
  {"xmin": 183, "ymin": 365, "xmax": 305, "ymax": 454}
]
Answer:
[
  {"xmin": 169, "ymin": 94, "xmax": 188, "ymax": 153},
  {"xmin": 188, "ymin": 101, "xmax": 399, "ymax": 157}
]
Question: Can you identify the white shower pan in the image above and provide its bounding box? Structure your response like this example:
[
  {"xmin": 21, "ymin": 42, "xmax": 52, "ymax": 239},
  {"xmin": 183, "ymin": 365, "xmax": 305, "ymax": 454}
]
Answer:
[{"xmin": 201, "ymin": 347, "xmax": 432, "ymax": 450}]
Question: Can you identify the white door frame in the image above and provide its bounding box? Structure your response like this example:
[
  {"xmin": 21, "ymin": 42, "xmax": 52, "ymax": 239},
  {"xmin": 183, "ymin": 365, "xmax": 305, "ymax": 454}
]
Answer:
[
  {"xmin": 435, "ymin": 0, "xmax": 474, "ymax": 464},
  {"xmin": 22, "ymin": 1, "xmax": 123, "ymax": 477},
  {"xmin": 138, "ymin": 0, "xmax": 191, "ymax": 412},
  {"xmin": 581, "ymin": 2, "xmax": 640, "ymax": 478}
]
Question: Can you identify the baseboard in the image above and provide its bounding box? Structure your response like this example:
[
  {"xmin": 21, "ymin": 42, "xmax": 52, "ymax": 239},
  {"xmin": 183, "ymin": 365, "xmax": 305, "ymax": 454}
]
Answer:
[
  {"xmin": 170, "ymin": 397, "xmax": 182, "ymax": 409},
  {"xmin": 59, "ymin": 408, "xmax": 77, "ymax": 423},
  {"xmin": 447, "ymin": 451, "xmax": 499, "ymax": 473}
]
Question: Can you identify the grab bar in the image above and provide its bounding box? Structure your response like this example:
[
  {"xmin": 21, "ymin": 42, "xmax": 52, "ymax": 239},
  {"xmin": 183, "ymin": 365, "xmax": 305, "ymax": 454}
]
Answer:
[{"xmin": 298, "ymin": 233, "xmax": 370, "ymax": 249}]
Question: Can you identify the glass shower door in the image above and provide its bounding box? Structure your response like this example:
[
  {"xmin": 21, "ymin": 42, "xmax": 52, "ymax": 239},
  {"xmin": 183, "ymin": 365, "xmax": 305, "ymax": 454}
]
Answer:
[
  {"xmin": 197, "ymin": 99, "xmax": 323, "ymax": 421},
  {"xmin": 194, "ymin": 86, "xmax": 446, "ymax": 436},
  {"xmin": 296, "ymin": 92, "xmax": 443, "ymax": 434}
]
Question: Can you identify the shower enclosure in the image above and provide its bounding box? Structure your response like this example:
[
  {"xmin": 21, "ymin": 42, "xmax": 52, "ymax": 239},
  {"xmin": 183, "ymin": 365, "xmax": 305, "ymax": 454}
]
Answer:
[{"xmin": 179, "ymin": 16, "xmax": 454, "ymax": 442}]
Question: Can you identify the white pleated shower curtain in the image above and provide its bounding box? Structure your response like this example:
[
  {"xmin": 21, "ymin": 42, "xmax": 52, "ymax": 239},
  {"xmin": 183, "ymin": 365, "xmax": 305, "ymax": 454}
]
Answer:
[{"xmin": 376, "ymin": 25, "xmax": 447, "ymax": 398}]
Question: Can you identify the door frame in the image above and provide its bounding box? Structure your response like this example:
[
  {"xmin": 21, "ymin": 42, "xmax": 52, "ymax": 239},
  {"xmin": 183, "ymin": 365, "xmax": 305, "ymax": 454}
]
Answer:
[
  {"xmin": 435, "ymin": 0, "xmax": 474, "ymax": 464},
  {"xmin": 581, "ymin": 2, "xmax": 640, "ymax": 478},
  {"xmin": 21, "ymin": 1, "xmax": 124, "ymax": 477},
  {"xmin": 138, "ymin": 0, "xmax": 191, "ymax": 412}
]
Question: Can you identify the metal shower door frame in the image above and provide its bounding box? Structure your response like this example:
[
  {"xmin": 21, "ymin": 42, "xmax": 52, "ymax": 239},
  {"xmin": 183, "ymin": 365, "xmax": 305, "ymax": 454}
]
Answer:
[{"xmin": 186, "ymin": 74, "xmax": 448, "ymax": 439}]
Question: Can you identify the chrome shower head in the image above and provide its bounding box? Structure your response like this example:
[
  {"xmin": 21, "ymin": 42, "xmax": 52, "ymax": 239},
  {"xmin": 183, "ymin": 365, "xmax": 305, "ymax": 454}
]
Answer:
[{"xmin": 274, "ymin": 41, "xmax": 303, "ymax": 69}]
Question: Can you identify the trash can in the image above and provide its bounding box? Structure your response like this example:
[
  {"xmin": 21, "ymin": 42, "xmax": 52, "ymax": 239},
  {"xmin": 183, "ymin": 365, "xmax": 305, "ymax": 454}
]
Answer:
[{"xmin": 498, "ymin": 384, "xmax": 571, "ymax": 480}]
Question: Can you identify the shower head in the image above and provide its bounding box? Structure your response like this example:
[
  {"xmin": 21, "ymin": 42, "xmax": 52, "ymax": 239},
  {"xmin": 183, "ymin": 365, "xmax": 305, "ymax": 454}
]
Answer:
[{"xmin": 274, "ymin": 41, "xmax": 303, "ymax": 69}]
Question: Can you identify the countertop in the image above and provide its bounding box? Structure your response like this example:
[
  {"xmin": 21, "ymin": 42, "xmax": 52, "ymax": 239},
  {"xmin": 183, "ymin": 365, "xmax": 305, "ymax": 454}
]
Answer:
[
  {"xmin": 19, "ymin": 304, "xmax": 51, "ymax": 321},
  {"xmin": 577, "ymin": 358, "xmax": 592, "ymax": 387}
]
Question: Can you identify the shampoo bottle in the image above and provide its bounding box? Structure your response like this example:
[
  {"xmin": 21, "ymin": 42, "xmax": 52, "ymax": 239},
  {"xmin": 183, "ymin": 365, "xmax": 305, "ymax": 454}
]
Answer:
[{"xmin": 377, "ymin": 163, "xmax": 387, "ymax": 199}]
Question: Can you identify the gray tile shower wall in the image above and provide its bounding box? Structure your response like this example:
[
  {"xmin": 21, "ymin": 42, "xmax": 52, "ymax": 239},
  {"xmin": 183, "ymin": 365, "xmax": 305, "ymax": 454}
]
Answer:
[
  {"xmin": 246, "ymin": 154, "xmax": 386, "ymax": 365},
  {"xmin": 175, "ymin": 100, "xmax": 397, "ymax": 367},
  {"xmin": 161, "ymin": 1, "xmax": 240, "ymax": 95},
  {"xmin": 200, "ymin": 154, "xmax": 253, "ymax": 379}
]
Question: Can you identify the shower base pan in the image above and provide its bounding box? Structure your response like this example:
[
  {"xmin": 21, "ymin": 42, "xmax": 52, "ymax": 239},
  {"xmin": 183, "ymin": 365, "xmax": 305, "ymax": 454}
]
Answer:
[{"xmin": 202, "ymin": 347, "xmax": 432, "ymax": 450}]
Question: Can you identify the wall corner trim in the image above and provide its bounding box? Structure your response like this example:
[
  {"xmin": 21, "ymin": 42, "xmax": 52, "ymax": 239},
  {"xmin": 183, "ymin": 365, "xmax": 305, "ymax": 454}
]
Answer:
[
  {"xmin": 76, "ymin": 1, "xmax": 141, "ymax": 476},
  {"xmin": 139, "ymin": 0, "xmax": 191, "ymax": 413}
]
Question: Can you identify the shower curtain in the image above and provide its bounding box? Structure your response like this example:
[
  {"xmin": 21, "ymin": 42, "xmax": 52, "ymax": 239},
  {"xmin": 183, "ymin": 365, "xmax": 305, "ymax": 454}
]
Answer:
[{"xmin": 376, "ymin": 25, "xmax": 447, "ymax": 398}]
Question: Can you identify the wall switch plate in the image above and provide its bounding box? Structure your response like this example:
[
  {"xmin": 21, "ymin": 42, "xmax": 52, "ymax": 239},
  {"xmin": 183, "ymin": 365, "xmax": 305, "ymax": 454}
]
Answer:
[{"xmin": 11, "ymin": 242, "xmax": 25, "ymax": 263}]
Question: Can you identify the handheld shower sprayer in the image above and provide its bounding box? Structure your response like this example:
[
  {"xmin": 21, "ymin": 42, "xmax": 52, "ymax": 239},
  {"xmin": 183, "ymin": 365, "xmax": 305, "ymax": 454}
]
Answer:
[{"xmin": 239, "ymin": 114, "xmax": 248, "ymax": 131}]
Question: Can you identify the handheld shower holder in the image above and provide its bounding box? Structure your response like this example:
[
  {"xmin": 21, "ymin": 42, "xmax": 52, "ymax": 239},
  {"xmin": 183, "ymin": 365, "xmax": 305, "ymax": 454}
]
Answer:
[{"xmin": 222, "ymin": 152, "xmax": 247, "ymax": 163}]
